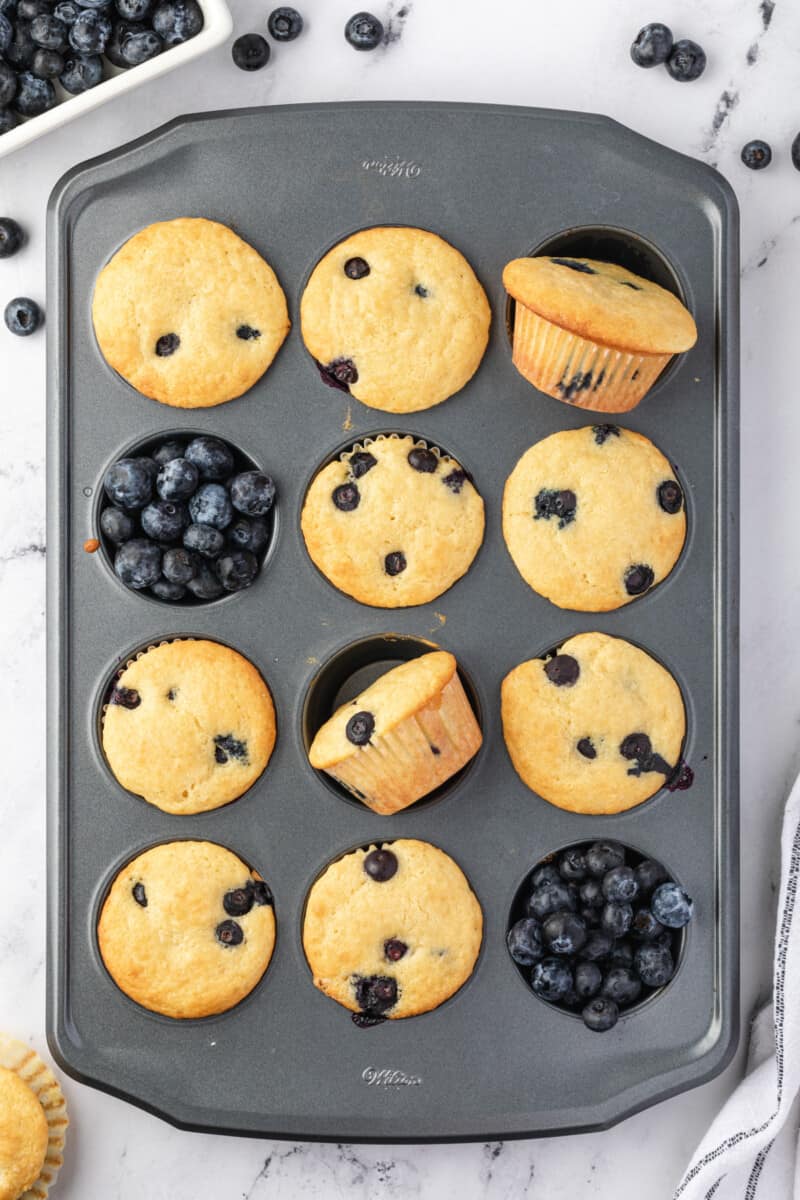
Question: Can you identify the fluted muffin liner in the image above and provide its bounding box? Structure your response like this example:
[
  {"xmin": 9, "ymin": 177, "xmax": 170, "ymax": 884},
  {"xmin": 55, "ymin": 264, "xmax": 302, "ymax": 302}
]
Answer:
[
  {"xmin": 0, "ymin": 1034, "xmax": 68, "ymax": 1200},
  {"xmin": 511, "ymin": 302, "xmax": 672, "ymax": 413},
  {"xmin": 326, "ymin": 671, "xmax": 482, "ymax": 815}
]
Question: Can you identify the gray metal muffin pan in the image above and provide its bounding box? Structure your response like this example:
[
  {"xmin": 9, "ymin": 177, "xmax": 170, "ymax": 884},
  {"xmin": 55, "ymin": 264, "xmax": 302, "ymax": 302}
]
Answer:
[{"xmin": 46, "ymin": 102, "xmax": 739, "ymax": 1141}]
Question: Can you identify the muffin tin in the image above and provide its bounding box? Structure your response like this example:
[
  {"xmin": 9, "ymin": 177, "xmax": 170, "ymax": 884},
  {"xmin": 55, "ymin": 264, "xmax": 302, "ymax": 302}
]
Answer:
[{"xmin": 46, "ymin": 102, "xmax": 739, "ymax": 1141}]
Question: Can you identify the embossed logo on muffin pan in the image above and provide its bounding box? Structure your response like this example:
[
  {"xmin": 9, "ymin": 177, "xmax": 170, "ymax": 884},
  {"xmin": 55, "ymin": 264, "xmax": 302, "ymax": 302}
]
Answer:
[{"xmin": 47, "ymin": 102, "xmax": 738, "ymax": 1141}]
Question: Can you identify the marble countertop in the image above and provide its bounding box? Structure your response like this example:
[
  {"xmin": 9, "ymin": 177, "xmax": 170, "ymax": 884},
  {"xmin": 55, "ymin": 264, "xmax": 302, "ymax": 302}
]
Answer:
[{"xmin": 0, "ymin": 0, "xmax": 796, "ymax": 1195}]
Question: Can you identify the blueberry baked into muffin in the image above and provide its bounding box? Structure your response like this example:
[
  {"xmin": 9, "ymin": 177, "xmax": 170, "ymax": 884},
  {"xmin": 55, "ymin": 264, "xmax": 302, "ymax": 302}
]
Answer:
[
  {"xmin": 102, "ymin": 639, "xmax": 276, "ymax": 814},
  {"xmin": 308, "ymin": 650, "xmax": 482, "ymax": 814},
  {"xmin": 0, "ymin": 1033, "xmax": 68, "ymax": 1200},
  {"xmin": 501, "ymin": 632, "xmax": 686, "ymax": 814},
  {"xmin": 98, "ymin": 840, "xmax": 275, "ymax": 1019},
  {"xmin": 503, "ymin": 255, "xmax": 697, "ymax": 412},
  {"xmin": 92, "ymin": 218, "xmax": 290, "ymax": 408},
  {"xmin": 300, "ymin": 226, "xmax": 491, "ymax": 412},
  {"xmin": 301, "ymin": 434, "xmax": 484, "ymax": 607},
  {"xmin": 303, "ymin": 840, "xmax": 483, "ymax": 1024},
  {"xmin": 502, "ymin": 424, "xmax": 686, "ymax": 611}
]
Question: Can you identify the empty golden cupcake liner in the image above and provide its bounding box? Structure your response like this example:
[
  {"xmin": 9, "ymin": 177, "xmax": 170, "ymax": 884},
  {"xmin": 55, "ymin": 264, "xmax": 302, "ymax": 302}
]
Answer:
[
  {"xmin": 0, "ymin": 1034, "xmax": 68, "ymax": 1200},
  {"xmin": 326, "ymin": 672, "xmax": 482, "ymax": 815},
  {"xmin": 511, "ymin": 303, "xmax": 671, "ymax": 413}
]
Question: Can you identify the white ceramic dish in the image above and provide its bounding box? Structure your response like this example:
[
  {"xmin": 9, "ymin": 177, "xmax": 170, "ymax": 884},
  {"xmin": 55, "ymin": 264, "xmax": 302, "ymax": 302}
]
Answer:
[{"xmin": 0, "ymin": 0, "xmax": 231, "ymax": 159}]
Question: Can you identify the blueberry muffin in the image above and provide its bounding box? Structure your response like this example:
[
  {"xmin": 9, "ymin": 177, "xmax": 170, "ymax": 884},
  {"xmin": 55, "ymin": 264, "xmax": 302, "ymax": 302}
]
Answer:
[
  {"xmin": 301, "ymin": 435, "xmax": 484, "ymax": 607},
  {"xmin": 300, "ymin": 226, "xmax": 490, "ymax": 412},
  {"xmin": 501, "ymin": 632, "xmax": 686, "ymax": 814},
  {"xmin": 503, "ymin": 255, "xmax": 697, "ymax": 412},
  {"xmin": 98, "ymin": 840, "xmax": 276, "ymax": 1019},
  {"xmin": 303, "ymin": 840, "xmax": 482, "ymax": 1023},
  {"xmin": 0, "ymin": 1034, "xmax": 68, "ymax": 1200},
  {"xmin": 308, "ymin": 651, "xmax": 482, "ymax": 813},
  {"xmin": 102, "ymin": 639, "xmax": 276, "ymax": 814},
  {"xmin": 92, "ymin": 218, "xmax": 290, "ymax": 408},
  {"xmin": 502, "ymin": 424, "xmax": 686, "ymax": 610}
]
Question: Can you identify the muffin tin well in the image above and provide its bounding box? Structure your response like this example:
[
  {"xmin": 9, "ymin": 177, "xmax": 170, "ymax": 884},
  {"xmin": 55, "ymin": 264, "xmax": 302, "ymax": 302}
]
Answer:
[{"xmin": 47, "ymin": 102, "xmax": 738, "ymax": 1141}]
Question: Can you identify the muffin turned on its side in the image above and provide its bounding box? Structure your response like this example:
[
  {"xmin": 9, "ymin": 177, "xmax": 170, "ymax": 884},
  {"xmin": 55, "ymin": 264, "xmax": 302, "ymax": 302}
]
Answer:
[{"xmin": 503, "ymin": 255, "xmax": 697, "ymax": 413}]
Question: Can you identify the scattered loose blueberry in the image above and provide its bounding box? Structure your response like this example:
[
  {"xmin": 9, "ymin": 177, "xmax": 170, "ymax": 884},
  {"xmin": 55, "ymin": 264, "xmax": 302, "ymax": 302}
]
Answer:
[
  {"xmin": 651, "ymin": 882, "xmax": 694, "ymax": 928},
  {"xmin": 544, "ymin": 653, "xmax": 579, "ymax": 687},
  {"xmin": 666, "ymin": 38, "xmax": 706, "ymax": 82},
  {"xmin": 363, "ymin": 848, "xmax": 398, "ymax": 882},
  {"xmin": 232, "ymin": 31, "xmax": 269, "ymax": 69},
  {"xmin": 741, "ymin": 140, "xmax": 772, "ymax": 170},
  {"xmin": 346, "ymin": 709, "xmax": 375, "ymax": 746},
  {"xmin": 582, "ymin": 996, "xmax": 619, "ymax": 1032},
  {"xmin": 105, "ymin": 19, "xmax": 143, "ymax": 67},
  {"xmin": 506, "ymin": 917, "xmax": 544, "ymax": 966},
  {"xmin": 630, "ymin": 22, "xmax": 673, "ymax": 68},
  {"xmin": 4, "ymin": 295, "xmax": 41, "ymax": 336},
  {"xmin": 215, "ymin": 919, "xmax": 244, "ymax": 947},
  {"xmin": 344, "ymin": 10, "xmax": 382, "ymax": 50},
  {"xmin": 54, "ymin": 1, "xmax": 80, "ymax": 23},
  {"xmin": 268, "ymin": 5, "xmax": 302, "ymax": 40}
]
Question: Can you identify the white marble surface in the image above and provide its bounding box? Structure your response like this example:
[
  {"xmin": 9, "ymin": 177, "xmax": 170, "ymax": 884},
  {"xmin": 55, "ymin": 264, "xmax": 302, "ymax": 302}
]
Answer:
[{"xmin": 0, "ymin": 0, "xmax": 798, "ymax": 1195}]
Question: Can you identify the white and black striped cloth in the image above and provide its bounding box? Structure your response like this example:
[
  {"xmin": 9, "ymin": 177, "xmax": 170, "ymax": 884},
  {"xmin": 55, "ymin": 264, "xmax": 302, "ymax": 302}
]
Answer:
[{"xmin": 675, "ymin": 771, "xmax": 800, "ymax": 1199}]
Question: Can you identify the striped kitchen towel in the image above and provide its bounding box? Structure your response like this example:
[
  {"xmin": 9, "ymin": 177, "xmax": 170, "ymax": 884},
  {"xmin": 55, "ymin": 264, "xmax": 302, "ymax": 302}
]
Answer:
[{"xmin": 675, "ymin": 769, "xmax": 800, "ymax": 1199}]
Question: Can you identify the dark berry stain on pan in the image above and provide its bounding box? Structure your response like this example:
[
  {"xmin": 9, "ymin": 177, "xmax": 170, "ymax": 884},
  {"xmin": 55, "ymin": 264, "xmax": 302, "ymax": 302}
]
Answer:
[
  {"xmin": 667, "ymin": 761, "xmax": 695, "ymax": 791},
  {"xmin": 317, "ymin": 357, "xmax": 358, "ymax": 392},
  {"xmin": 619, "ymin": 732, "xmax": 673, "ymax": 777}
]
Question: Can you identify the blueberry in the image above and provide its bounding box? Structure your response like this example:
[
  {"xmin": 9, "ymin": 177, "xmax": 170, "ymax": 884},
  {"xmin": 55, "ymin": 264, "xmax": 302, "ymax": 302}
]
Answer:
[
  {"xmin": 0, "ymin": 110, "xmax": 18, "ymax": 137},
  {"xmin": 585, "ymin": 841, "xmax": 625, "ymax": 878},
  {"xmin": 363, "ymin": 848, "xmax": 397, "ymax": 882},
  {"xmin": 31, "ymin": 47, "xmax": 64, "ymax": 75},
  {"xmin": 60, "ymin": 51, "xmax": 103, "ymax": 92},
  {"xmin": 384, "ymin": 938, "xmax": 407, "ymax": 962},
  {"xmin": 576, "ymin": 737, "xmax": 596, "ymax": 759},
  {"xmin": 346, "ymin": 709, "xmax": 374, "ymax": 746},
  {"xmin": 185, "ymin": 435, "xmax": 234, "ymax": 480},
  {"xmin": 152, "ymin": 0, "xmax": 201, "ymax": 43},
  {"xmin": 544, "ymin": 654, "xmax": 579, "ymax": 686},
  {"xmin": 574, "ymin": 961, "xmax": 602, "ymax": 1000},
  {"xmin": 268, "ymin": 5, "xmax": 302, "ymax": 39},
  {"xmin": 666, "ymin": 38, "xmax": 706, "ymax": 82},
  {"xmin": 531, "ymin": 862, "xmax": 561, "ymax": 889},
  {"xmin": 384, "ymin": 550, "xmax": 406, "ymax": 576},
  {"xmin": 216, "ymin": 919, "xmax": 244, "ymax": 947},
  {"xmin": 542, "ymin": 910, "xmax": 587, "ymax": 957},
  {"xmin": 236, "ymin": 324, "xmax": 260, "ymax": 340},
  {"xmin": 602, "ymin": 865, "xmax": 639, "ymax": 904},
  {"xmin": 526, "ymin": 879, "xmax": 577, "ymax": 921},
  {"xmin": 630, "ymin": 907, "xmax": 666, "ymax": 941},
  {"xmin": 506, "ymin": 917, "xmax": 544, "ymax": 966},
  {"xmin": 624, "ymin": 563, "xmax": 654, "ymax": 596},
  {"xmin": 793, "ymin": 133, "xmax": 800, "ymax": 173},
  {"xmin": 232, "ymin": 30, "xmax": 268, "ymax": 69},
  {"xmin": 531, "ymin": 957, "xmax": 572, "ymax": 1003},
  {"xmin": 349, "ymin": 450, "xmax": 377, "ymax": 478},
  {"xmin": 151, "ymin": 578, "xmax": 186, "ymax": 601},
  {"xmin": 183, "ymin": 523, "xmax": 225, "ymax": 559},
  {"xmin": 6, "ymin": 21, "xmax": 35, "ymax": 69},
  {"xmin": 0, "ymin": 10, "xmax": 11, "ymax": 49},
  {"xmin": 155, "ymin": 331, "xmax": 179, "ymax": 357},
  {"xmin": 251, "ymin": 880, "xmax": 272, "ymax": 906},
  {"xmin": 535, "ymin": 488, "xmax": 577, "ymax": 529},
  {"xmin": 0, "ymin": 62, "xmax": 18, "ymax": 106},
  {"xmin": 658, "ymin": 479, "xmax": 683, "ymax": 514},
  {"xmin": 120, "ymin": 26, "xmax": 160, "ymax": 61},
  {"xmin": 114, "ymin": 538, "xmax": 161, "ymax": 589},
  {"xmin": 601, "ymin": 901, "xmax": 633, "ymax": 939},
  {"xmin": 443, "ymin": 468, "xmax": 467, "ymax": 493},
  {"xmin": 634, "ymin": 942, "xmax": 675, "ymax": 987},
  {"xmin": 630, "ymin": 22, "xmax": 673, "ymax": 67},
  {"xmin": 635, "ymin": 859, "xmax": 669, "ymax": 897},
  {"xmin": 141, "ymin": 499, "xmax": 187, "ymax": 541},
  {"xmin": 4, "ymin": 296, "xmax": 42, "ymax": 336},
  {"xmin": 354, "ymin": 975, "xmax": 397, "ymax": 1015},
  {"xmin": 344, "ymin": 10, "xmax": 382, "ymax": 49},
  {"xmin": 319, "ymin": 356, "xmax": 358, "ymax": 390},
  {"xmin": 332, "ymin": 482, "xmax": 360, "ymax": 512},
  {"xmin": 110, "ymin": 685, "xmax": 140, "ymax": 708},
  {"xmin": 344, "ymin": 256, "xmax": 369, "ymax": 279},
  {"xmin": 189, "ymin": 483, "xmax": 233, "ymax": 530},
  {"xmin": 559, "ymin": 847, "xmax": 587, "ymax": 882},
  {"xmin": 105, "ymin": 18, "xmax": 141, "ymax": 65},
  {"xmin": 104, "ymin": 458, "xmax": 153, "ymax": 509},
  {"xmin": 162, "ymin": 546, "xmax": 198, "ymax": 584},
  {"xmin": 582, "ymin": 996, "xmax": 619, "ymax": 1032},
  {"xmin": 30, "ymin": 12, "xmax": 67, "ymax": 47},
  {"xmin": 186, "ymin": 562, "xmax": 224, "ymax": 600},
  {"xmin": 214, "ymin": 733, "xmax": 248, "ymax": 764},
  {"xmin": 607, "ymin": 939, "xmax": 635, "ymax": 968},
  {"xmin": 223, "ymin": 886, "xmax": 253, "ymax": 917},
  {"xmin": 229, "ymin": 470, "xmax": 276, "ymax": 517},
  {"xmin": 216, "ymin": 549, "xmax": 258, "ymax": 592},
  {"xmin": 16, "ymin": 0, "xmax": 47, "ymax": 18},
  {"xmin": 53, "ymin": 0, "xmax": 80, "ymax": 21},
  {"xmin": 651, "ymin": 882, "xmax": 694, "ymax": 928},
  {"xmin": 156, "ymin": 456, "xmax": 197, "ymax": 501},
  {"xmin": 741, "ymin": 139, "xmax": 772, "ymax": 170},
  {"xmin": 601, "ymin": 966, "xmax": 641, "ymax": 1007},
  {"xmin": 151, "ymin": 439, "xmax": 186, "ymax": 467},
  {"xmin": 12, "ymin": 71, "xmax": 55, "ymax": 116},
  {"xmin": 580, "ymin": 930, "xmax": 613, "ymax": 963},
  {"xmin": 580, "ymin": 905, "xmax": 600, "ymax": 929},
  {"xmin": 69, "ymin": 7, "xmax": 110, "ymax": 51},
  {"xmin": 132, "ymin": 882, "xmax": 147, "ymax": 906},
  {"xmin": 408, "ymin": 447, "xmax": 438, "ymax": 473},
  {"xmin": 593, "ymin": 424, "xmax": 620, "ymax": 445},
  {"xmin": 227, "ymin": 516, "xmax": 268, "ymax": 555},
  {"xmin": 100, "ymin": 506, "xmax": 135, "ymax": 544},
  {"xmin": 579, "ymin": 878, "xmax": 605, "ymax": 909},
  {"xmin": 115, "ymin": 0, "xmax": 150, "ymax": 18}
]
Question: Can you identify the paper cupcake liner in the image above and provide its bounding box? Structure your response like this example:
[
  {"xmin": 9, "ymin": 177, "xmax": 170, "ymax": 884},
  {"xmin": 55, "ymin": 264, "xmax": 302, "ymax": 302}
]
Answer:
[
  {"xmin": 511, "ymin": 302, "xmax": 671, "ymax": 413},
  {"xmin": 327, "ymin": 672, "xmax": 482, "ymax": 815},
  {"xmin": 0, "ymin": 1034, "xmax": 68, "ymax": 1200}
]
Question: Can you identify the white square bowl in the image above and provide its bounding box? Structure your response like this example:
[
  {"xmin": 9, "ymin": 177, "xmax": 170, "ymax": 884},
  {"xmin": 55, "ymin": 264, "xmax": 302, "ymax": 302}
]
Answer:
[{"xmin": 0, "ymin": 0, "xmax": 232, "ymax": 159}]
